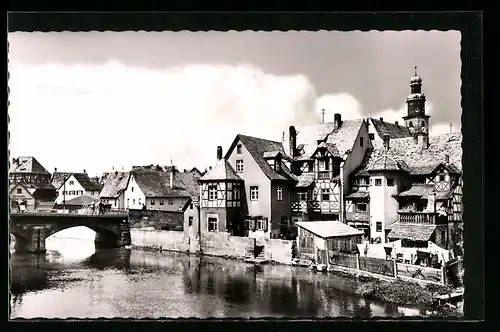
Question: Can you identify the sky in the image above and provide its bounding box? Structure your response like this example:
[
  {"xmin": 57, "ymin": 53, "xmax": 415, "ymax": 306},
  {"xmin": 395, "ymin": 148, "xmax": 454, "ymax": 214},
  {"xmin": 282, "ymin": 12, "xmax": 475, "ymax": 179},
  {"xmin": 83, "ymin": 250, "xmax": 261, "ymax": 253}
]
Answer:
[{"xmin": 8, "ymin": 31, "xmax": 462, "ymax": 177}]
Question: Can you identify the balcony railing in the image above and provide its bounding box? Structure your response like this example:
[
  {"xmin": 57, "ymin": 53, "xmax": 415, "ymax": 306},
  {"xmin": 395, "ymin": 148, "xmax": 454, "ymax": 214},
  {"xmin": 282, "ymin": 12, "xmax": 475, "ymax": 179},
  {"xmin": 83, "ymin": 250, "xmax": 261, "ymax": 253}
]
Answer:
[
  {"xmin": 398, "ymin": 211, "xmax": 437, "ymax": 224},
  {"xmin": 291, "ymin": 200, "xmax": 340, "ymax": 213},
  {"xmin": 318, "ymin": 171, "xmax": 330, "ymax": 180},
  {"xmin": 346, "ymin": 211, "xmax": 370, "ymax": 222}
]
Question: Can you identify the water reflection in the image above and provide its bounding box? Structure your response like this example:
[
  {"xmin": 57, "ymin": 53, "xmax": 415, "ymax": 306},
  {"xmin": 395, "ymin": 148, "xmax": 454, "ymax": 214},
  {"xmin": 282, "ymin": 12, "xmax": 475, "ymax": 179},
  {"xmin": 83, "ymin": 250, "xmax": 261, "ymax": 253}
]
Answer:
[{"xmin": 11, "ymin": 242, "xmax": 455, "ymax": 319}]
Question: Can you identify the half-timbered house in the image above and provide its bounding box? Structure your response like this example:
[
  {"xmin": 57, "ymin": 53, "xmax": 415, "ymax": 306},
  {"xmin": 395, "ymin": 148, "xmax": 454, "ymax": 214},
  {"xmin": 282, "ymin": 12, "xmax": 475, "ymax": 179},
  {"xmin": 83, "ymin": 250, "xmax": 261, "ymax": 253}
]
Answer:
[{"xmin": 9, "ymin": 156, "xmax": 58, "ymax": 203}]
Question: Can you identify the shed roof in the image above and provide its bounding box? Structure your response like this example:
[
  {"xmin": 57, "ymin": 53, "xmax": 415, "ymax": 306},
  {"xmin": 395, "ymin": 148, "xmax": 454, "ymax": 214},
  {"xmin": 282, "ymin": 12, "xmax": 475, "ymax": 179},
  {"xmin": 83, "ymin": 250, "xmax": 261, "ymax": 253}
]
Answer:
[
  {"xmin": 387, "ymin": 223, "xmax": 437, "ymax": 242},
  {"xmin": 63, "ymin": 195, "xmax": 99, "ymax": 206},
  {"xmin": 199, "ymin": 158, "xmax": 242, "ymax": 182},
  {"xmin": 345, "ymin": 191, "xmax": 369, "ymax": 199},
  {"xmin": 296, "ymin": 220, "xmax": 363, "ymax": 238},
  {"xmin": 396, "ymin": 185, "xmax": 435, "ymax": 197}
]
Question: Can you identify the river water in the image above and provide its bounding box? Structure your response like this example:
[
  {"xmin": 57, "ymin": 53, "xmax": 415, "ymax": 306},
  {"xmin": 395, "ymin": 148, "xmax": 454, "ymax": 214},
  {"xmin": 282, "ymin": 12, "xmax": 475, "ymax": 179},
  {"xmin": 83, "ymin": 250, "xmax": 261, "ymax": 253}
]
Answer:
[{"xmin": 9, "ymin": 229, "xmax": 452, "ymax": 319}]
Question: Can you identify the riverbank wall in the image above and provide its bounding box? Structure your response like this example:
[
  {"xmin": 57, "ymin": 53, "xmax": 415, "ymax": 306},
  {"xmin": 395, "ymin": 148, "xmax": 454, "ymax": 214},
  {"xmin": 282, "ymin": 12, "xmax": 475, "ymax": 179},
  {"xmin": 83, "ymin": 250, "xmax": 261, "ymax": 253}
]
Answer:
[{"xmin": 130, "ymin": 229, "xmax": 293, "ymax": 263}]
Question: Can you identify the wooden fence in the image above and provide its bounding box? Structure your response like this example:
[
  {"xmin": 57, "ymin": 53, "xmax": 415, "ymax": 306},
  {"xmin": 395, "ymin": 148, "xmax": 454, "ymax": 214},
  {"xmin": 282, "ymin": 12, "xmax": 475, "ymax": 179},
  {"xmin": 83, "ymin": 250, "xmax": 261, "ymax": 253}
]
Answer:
[
  {"xmin": 396, "ymin": 263, "xmax": 444, "ymax": 284},
  {"xmin": 359, "ymin": 256, "xmax": 395, "ymax": 277},
  {"xmin": 325, "ymin": 251, "xmax": 446, "ymax": 285},
  {"xmin": 329, "ymin": 252, "xmax": 358, "ymax": 269}
]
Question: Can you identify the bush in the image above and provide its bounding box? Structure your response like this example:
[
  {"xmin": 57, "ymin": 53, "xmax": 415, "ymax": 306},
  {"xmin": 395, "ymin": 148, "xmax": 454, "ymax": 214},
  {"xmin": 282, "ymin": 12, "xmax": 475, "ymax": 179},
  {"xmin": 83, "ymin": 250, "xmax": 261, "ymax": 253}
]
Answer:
[
  {"xmin": 355, "ymin": 280, "xmax": 434, "ymax": 305},
  {"xmin": 425, "ymin": 283, "xmax": 453, "ymax": 295}
]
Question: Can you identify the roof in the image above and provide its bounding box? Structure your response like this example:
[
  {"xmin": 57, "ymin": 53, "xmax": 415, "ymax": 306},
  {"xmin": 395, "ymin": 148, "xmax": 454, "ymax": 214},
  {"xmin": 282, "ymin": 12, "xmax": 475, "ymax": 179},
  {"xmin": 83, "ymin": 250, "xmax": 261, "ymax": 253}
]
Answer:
[
  {"xmin": 355, "ymin": 132, "xmax": 462, "ymax": 176},
  {"xmin": 199, "ymin": 158, "xmax": 242, "ymax": 182},
  {"xmin": 9, "ymin": 156, "xmax": 51, "ymax": 175},
  {"xmin": 296, "ymin": 173, "xmax": 315, "ymax": 188},
  {"xmin": 28, "ymin": 183, "xmax": 57, "ymax": 190},
  {"xmin": 132, "ymin": 169, "xmax": 199, "ymax": 198},
  {"xmin": 314, "ymin": 142, "xmax": 341, "ymax": 158},
  {"xmin": 369, "ymin": 118, "xmax": 412, "ymax": 139},
  {"xmin": 99, "ymin": 172, "xmax": 131, "ymax": 198},
  {"xmin": 283, "ymin": 119, "xmax": 365, "ymax": 160},
  {"xmin": 51, "ymin": 172, "xmax": 73, "ymax": 190},
  {"xmin": 230, "ymin": 134, "xmax": 296, "ymax": 182},
  {"xmin": 9, "ymin": 182, "xmax": 32, "ymax": 195},
  {"xmin": 396, "ymin": 185, "xmax": 435, "ymax": 197},
  {"xmin": 345, "ymin": 191, "xmax": 369, "ymax": 199},
  {"xmin": 63, "ymin": 195, "xmax": 99, "ymax": 206},
  {"xmin": 296, "ymin": 220, "xmax": 363, "ymax": 238},
  {"xmin": 435, "ymin": 190, "xmax": 453, "ymax": 200},
  {"xmin": 369, "ymin": 154, "xmax": 411, "ymax": 173},
  {"xmin": 73, "ymin": 173, "xmax": 103, "ymax": 191},
  {"xmin": 387, "ymin": 223, "xmax": 437, "ymax": 242}
]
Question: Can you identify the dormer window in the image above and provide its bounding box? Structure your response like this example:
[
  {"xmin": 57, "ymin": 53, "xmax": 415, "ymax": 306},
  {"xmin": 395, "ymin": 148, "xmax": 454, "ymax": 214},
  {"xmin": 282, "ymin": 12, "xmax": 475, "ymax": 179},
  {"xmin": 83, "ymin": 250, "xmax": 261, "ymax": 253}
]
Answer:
[
  {"xmin": 237, "ymin": 144, "xmax": 242, "ymax": 154},
  {"xmin": 438, "ymin": 174, "xmax": 446, "ymax": 182},
  {"xmin": 369, "ymin": 133, "xmax": 375, "ymax": 140},
  {"xmin": 360, "ymin": 137, "xmax": 364, "ymax": 147}
]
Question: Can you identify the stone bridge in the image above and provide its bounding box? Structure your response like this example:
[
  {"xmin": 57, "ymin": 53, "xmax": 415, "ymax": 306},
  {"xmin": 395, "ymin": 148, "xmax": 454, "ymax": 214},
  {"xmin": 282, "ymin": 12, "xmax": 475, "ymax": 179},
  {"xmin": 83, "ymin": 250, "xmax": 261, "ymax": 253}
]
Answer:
[{"xmin": 10, "ymin": 211, "xmax": 131, "ymax": 253}]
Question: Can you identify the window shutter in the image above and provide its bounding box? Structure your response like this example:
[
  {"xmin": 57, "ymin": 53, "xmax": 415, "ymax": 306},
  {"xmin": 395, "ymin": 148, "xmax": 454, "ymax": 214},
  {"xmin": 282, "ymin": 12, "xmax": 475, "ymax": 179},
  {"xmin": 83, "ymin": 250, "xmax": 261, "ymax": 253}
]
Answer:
[
  {"xmin": 264, "ymin": 218, "xmax": 269, "ymax": 232},
  {"xmin": 250, "ymin": 219, "xmax": 255, "ymax": 231}
]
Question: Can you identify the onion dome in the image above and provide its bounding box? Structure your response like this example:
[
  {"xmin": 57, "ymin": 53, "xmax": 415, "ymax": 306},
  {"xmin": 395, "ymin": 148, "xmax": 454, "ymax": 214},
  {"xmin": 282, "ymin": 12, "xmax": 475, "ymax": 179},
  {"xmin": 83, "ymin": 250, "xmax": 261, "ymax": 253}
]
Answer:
[{"xmin": 410, "ymin": 66, "xmax": 422, "ymax": 85}]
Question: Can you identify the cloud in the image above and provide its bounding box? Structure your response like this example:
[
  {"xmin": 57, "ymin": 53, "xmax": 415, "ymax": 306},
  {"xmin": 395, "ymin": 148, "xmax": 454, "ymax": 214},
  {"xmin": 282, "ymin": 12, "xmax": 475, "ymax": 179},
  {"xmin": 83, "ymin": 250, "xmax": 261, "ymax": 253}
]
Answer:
[{"xmin": 8, "ymin": 62, "xmax": 459, "ymax": 176}]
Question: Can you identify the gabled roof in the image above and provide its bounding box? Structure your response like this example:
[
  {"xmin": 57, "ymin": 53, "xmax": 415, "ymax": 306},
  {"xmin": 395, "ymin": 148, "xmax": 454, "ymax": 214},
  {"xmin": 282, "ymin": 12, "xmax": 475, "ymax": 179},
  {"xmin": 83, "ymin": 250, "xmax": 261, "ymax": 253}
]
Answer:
[
  {"xmin": 369, "ymin": 154, "xmax": 411, "ymax": 173},
  {"xmin": 131, "ymin": 169, "xmax": 198, "ymax": 198},
  {"xmin": 283, "ymin": 119, "xmax": 365, "ymax": 161},
  {"xmin": 51, "ymin": 172, "xmax": 73, "ymax": 190},
  {"xmin": 296, "ymin": 220, "xmax": 363, "ymax": 238},
  {"xmin": 355, "ymin": 132, "xmax": 462, "ymax": 176},
  {"xmin": 227, "ymin": 134, "xmax": 296, "ymax": 182},
  {"xmin": 312, "ymin": 142, "xmax": 341, "ymax": 158},
  {"xmin": 99, "ymin": 172, "xmax": 131, "ymax": 198},
  {"xmin": 9, "ymin": 182, "xmax": 32, "ymax": 195},
  {"xmin": 199, "ymin": 158, "xmax": 242, "ymax": 182},
  {"xmin": 189, "ymin": 167, "xmax": 203, "ymax": 177},
  {"xmin": 368, "ymin": 118, "xmax": 412, "ymax": 139},
  {"xmin": 73, "ymin": 173, "xmax": 103, "ymax": 191},
  {"xmin": 9, "ymin": 156, "xmax": 51, "ymax": 175}
]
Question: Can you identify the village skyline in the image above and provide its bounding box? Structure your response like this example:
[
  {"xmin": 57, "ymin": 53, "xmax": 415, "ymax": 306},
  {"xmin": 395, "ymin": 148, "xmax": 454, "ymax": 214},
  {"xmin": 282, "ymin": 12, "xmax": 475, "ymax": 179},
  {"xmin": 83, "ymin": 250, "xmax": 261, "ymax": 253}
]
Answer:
[{"xmin": 8, "ymin": 30, "xmax": 462, "ymax": 176}]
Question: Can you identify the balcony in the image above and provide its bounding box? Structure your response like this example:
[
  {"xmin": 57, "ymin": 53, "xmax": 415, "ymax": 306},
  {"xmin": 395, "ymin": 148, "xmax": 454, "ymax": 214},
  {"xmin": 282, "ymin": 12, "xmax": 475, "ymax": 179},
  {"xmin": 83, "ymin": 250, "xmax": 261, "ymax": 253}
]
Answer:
[
  {"xmin": 398, "ymin": 211, "xmax": 437, "ymax": 224},
  {"xmin": 346, "ymin": 211, "xmax": 370, "ymax": 222},
  {"xmin": 291, "ymin": 200, "xmax": 340, "ymax": 213}
]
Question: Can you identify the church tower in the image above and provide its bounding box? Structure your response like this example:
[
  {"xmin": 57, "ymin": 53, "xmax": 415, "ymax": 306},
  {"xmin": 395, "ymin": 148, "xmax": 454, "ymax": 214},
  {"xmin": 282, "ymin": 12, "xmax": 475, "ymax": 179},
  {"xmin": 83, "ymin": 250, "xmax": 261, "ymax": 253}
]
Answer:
[{"xmin": 403, "ymin": 66, "xmax": 431, "ymax": 138}]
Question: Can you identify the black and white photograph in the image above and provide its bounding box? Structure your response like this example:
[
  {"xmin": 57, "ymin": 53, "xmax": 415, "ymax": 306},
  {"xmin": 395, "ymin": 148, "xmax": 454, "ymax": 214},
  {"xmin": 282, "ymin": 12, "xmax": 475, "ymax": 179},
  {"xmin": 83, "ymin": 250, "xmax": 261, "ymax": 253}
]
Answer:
[{"xmin": 8, "ymin": 17, "xmax": 474, "ymax": 320}]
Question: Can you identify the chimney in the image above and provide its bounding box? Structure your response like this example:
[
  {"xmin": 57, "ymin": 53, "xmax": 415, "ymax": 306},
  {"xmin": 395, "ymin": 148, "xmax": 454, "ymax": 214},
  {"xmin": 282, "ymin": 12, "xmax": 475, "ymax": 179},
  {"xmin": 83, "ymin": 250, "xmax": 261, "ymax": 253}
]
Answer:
[
  {"xmin": 445, "ymin": 154, "xmax": 450, "ymax": 165},
  {"xmin": 112, "ymin": 166, "xmax": 115, "ymax": 171},
  {"xmin": 170, "ymin": 170, "xmax": 173, "ymax": 189},
  {"xmin": 334, "ymin": 113, "xmax": 342, "ymax": 129},
  {"xmin": 115, "ymin": 171, "xmax": 118, "ymax": 176},
  {"xmin": 383, "ymin": 134, "xmax": 390, "ymax": 152},
  {"xmin": 54, "ymin": 167, "xmax": 57, "ymax": 173},
  {"xmin": 209, "ymin": 166, "xmax": 212, "ymax": 170},
  {"xmin": 83, "ymin": 169, "xmax": 86, "ymax": 174},
  {"xmin": 379, "ymin": 117, "xmax": 383, "ymax": 122},
  {"xmin": 289, "ymin": 126, "xmax": 296, "ymax": 157},
  {"xmin": 413, "ymin": 134, "xmax": 418, "ymax": 144},
  {"xmin": 395, "ymin": 121, "xmax": 399, "ymax": 126},
  {"xmin": 217, "ymin": 146, "xmax": 223, "ymax": 160},
  {"xmin": 274, "ymin": 153, "xmax": 282, "ymax": 172}
]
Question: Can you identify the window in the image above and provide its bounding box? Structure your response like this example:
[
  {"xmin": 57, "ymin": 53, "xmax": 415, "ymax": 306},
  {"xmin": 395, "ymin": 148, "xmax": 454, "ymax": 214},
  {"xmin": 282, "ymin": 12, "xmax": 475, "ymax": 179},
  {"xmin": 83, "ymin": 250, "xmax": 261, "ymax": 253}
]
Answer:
[
  {"xmin": 190, "ymin": 203, "xmax": 193, "ymax": 209},
  {"xmin": 438, "ymin": 175, "xmax": 445, "ymax": 182},
  {"xmin": 169, "ymin": 200, "xmax": 173, "ymax": 205},
  {"xmin": 237, "ymin": 144, "xmax": 242, "ymax": 154},
  {"xmin": 70, "ymin": 190, "xmax": 75, "ymax": 195},
  {"xmin": 322, "ymin": 188, "xmax": 330, "ymax": 201},
  {"xmin": 369, "ymin": 133, "xmax": 375, "ymax": 140},
  {"xmin": 208, "ymin": 217, "xmax": 218, "ymax": 232},
  {"xmin": 376, "ymin": 222, "xmax": 382, "ymax": 232},
  {"xmin": 360, "ymin": 137, "xmax": 364, "ymax": 147},
  {"xmin": 409, "ymin": 121, "xmax": 413, "ymax": 127},
  {"xmin": 16, "ymin": 188, "xmax": 22, "ymax": 194},
  {"xmin": 421, "ymin": 121, "xmax": 425, "ymax": 128},
  {"xmin": 208, "ymin": 185, "xmax": 217, "ymax": 200},
  {"xmin": 319, "ymin": 159, "xmax": 329, "ymax": 171},
  {"xmin": 69, "ymin": 181, "xmax": 74, "ymax": 185},
  {"xmin": 358, "ymin": 177, "xmax": 368, "ymax": 186},
  {"xmin": 387, "ymin": 178, "xmax": 394, "ymax": 186},
  {"xmin": 256, "ymin": 219, "xmax": 265, "ymax": 231},
  {"xmin": 250, "ymin": 186, "xmax": 259, "ymax": 200},
  {"xmin": 127, "ymin": 198, "xmax": 130, "ymax": 205},
  {"xmin": 131, "ymin": 187, "xmax": 134, "ymax": 192},
  {"xmin": 151, "ymin": 199, "xmax": 155, "ymax": 205},
  {"xmin": 133, "ymin": 199, "xmax": 135, "ymax": 205},
  {"xmin": 298, "ymin": 192, "xmax": 308, "ymax": 201},
  {"xmin": 308, "ymin": 161, "xmax": 314, "ymax": 172},
  {"xmin": 277, "ymin": 186, "xmax": 283, "ymax": 200},
  {"xmin": 138, "ymin": 198, "xmax": 142, "ymax": 205},
  {"xmin": 188, "ymin": 216, "xmax": 193, "ymax": 227},
  {"xmin": 375, "ymin": 179, "xmax": 382, "ymax": 186},
  {"xmin": 356, "ymin": 203, "xmax": 367, "ymax": 212},
  {"xmin": 160, "ymin": 199, "xmax": 164, "ymax": 205},
  {"xmin": 236, "ymin": 160, "xmax": 244, "ymax": 173},
  {"xmin": 114, "ymin": 200, "xmax": 117, "ymax": 206},
  {"xmin": 232, "ymin": 186, "xmax": 241, "ymax": 200}
]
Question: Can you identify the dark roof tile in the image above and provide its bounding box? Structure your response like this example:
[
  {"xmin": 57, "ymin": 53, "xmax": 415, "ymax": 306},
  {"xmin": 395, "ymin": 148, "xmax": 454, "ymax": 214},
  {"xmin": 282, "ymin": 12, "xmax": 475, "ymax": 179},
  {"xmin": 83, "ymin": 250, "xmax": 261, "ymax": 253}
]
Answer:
[
  {"xmin": 9, "ymin": 156, "xmax": 51, "ymax": 175},
  {"xmin": 369, "ymin": 118, "xmax": 412, "ymax": 139}
]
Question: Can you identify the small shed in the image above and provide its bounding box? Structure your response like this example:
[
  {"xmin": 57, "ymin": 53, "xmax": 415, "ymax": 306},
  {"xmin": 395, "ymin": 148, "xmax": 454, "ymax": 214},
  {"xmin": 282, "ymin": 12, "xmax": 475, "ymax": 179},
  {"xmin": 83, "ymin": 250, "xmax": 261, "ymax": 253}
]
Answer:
[{"xmin": 296, "ymin": 220, "xmax": 363, "ymax": 263}]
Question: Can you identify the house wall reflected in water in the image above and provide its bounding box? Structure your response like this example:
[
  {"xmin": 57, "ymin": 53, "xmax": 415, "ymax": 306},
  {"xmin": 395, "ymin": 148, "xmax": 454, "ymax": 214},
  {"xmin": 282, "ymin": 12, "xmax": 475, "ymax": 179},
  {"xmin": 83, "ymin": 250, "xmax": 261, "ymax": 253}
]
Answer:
[{"xmin": 11, "ymin": 235, "xmax": 444, "ymax": 319}]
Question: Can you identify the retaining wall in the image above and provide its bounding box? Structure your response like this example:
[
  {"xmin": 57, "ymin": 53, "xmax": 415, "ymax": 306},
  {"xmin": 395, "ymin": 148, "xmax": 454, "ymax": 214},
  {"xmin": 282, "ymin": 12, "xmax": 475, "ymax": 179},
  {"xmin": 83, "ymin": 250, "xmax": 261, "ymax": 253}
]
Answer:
[
  {"xmin": 129, "ymin": 209, "xmax": 184, "ymax": 231},
  {"xmin": 201, "ymin": 232, "xmax": 255, "ymax": 259},
  {"xmin": 131, "ymin": 229, "xmax": 189, "ymax": 252}
]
